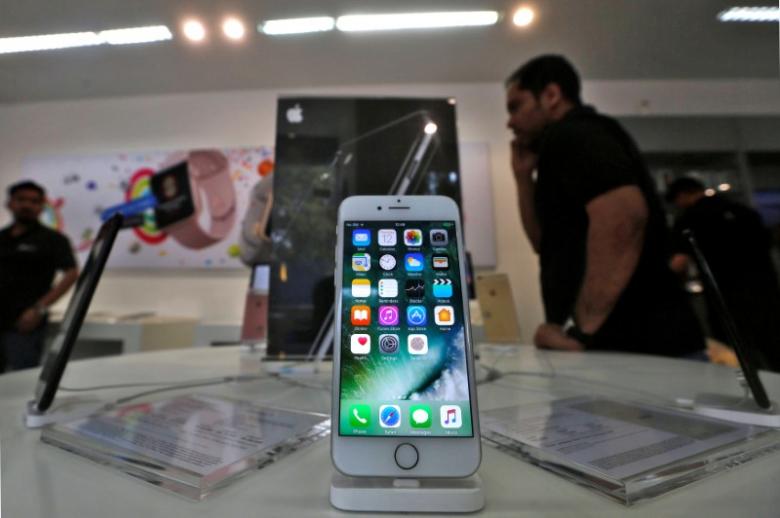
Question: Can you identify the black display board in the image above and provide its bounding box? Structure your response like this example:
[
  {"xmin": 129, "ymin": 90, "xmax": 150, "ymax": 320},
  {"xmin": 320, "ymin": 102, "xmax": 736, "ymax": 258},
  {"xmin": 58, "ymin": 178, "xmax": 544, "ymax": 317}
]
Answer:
[{"xmin": 267, "ymin": 97, "xmax": 462, "ymax": 357}]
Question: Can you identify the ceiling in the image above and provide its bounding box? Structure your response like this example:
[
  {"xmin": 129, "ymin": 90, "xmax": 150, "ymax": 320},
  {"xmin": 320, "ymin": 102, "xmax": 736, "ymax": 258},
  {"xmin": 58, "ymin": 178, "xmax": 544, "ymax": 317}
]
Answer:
[{"xmin": 0, "ymin": 0, "xmax": 777, "ymax": 103}]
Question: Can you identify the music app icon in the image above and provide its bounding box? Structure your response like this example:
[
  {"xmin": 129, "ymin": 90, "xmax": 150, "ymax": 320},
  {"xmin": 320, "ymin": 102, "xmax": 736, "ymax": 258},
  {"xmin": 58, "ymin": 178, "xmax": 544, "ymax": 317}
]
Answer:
[
  {"xmin": 440, "ymin": 405, "xmax": 462, "ymax": 429},
  {"xmin": 378, "ymin": 305, "xmax": 400, "ymax": 326}
]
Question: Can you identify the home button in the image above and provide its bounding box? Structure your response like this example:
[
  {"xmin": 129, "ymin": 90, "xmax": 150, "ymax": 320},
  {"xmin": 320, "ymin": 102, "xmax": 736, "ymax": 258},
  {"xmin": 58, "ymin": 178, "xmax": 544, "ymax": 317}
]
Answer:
[{"xmin": 394, "ymin": 443, "xmax": 419, "ymax": 470}]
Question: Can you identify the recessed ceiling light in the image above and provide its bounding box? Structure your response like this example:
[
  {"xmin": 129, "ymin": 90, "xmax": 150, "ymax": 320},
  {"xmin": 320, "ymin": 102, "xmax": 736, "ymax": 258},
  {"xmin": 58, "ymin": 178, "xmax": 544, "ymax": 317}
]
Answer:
[
  {"xmin": 512, "ymin": 7, "xmax": 536, "ymax": 27},
  {"xmin": 718, "ymin": 6, "xmax": 780, "ymax": 22},
  {"xmin": 259, "ymin": 16, "xmax": 336, "ymax": 35},
  {"xmin": 222, "ymin": 17, "xmax": 246, "ymax": 40},
  {"xmin": 335, "ymin": 11, "xmax": 500, "ymax": 32},
  {"xmin": 0, "ymin": 25, "xmax": 172, "ymax": 55},
  {"xmin": 182, "ymin": 19, "xmax": 206, "ymax": 42}
]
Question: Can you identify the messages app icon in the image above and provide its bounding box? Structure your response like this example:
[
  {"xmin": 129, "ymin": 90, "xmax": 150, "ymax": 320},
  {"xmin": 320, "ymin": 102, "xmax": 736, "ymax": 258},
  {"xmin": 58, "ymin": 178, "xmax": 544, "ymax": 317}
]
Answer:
[
  {"xmin": 405, "ymin": 253, "xmax": 424, "ymax": 272},
  {"xmin": 409, "ymin": 404, "xmax": 432, "ymax": 428}
]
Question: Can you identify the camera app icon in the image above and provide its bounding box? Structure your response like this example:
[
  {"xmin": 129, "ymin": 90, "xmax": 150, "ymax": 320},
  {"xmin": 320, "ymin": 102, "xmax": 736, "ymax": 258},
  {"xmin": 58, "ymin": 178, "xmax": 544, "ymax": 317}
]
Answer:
[{"xmin": 429, "ymin": 229, "xmax": 449, "ymax": 247}]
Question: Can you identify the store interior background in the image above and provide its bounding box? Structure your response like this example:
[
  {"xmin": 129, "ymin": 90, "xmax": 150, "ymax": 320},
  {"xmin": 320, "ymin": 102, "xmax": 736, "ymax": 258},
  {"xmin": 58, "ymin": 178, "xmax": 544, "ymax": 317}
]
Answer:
[{"xmin": 0, "ymin": 0, "xmax": 778, "ymax": 344}]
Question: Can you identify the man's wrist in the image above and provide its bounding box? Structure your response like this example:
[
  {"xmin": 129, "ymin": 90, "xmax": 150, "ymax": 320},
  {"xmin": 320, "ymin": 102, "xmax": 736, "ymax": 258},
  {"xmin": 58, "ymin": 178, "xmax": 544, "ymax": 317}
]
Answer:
[
  {"xmin": 33, "ymin": 303, "xmax": 48, "ymax": 317},
  {"xmin": 562, "ymin": 317, "xmax": 595, "ymax": 347}
]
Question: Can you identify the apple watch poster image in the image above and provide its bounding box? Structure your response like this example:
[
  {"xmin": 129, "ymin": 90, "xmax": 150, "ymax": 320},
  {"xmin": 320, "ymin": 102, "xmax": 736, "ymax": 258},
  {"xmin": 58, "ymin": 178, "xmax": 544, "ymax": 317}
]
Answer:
[{"xmin": 152, "ymin": 150, "xmax": 237, "ymax": 250}]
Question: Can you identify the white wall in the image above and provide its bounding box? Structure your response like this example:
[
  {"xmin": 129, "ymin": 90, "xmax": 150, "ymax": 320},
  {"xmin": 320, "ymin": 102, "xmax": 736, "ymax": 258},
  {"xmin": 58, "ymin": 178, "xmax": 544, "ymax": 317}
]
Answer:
[{"xmin": 1, "ymin": 79, "xmax": 780, "ymax": 340}]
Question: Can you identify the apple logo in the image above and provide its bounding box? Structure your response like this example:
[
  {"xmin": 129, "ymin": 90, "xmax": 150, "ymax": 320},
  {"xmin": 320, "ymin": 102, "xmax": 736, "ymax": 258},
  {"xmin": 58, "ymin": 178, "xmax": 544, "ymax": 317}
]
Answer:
[{"xmin": 286, "ymin": 103, "xmax": 303, "ymax": 124}]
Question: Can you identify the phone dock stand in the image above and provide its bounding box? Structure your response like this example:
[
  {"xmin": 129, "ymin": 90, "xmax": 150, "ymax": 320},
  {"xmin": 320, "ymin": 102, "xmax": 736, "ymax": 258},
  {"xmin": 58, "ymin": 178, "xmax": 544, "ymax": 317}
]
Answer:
[
  {"xmin": 24, "ymin": 397, "xmax": 108, "ymax": 429},
  {"xmin": 688, "ymin": 393, "xmax": 780, "ymax": 428},
  {"xmin": 330, "ymin": 472, "xmax": 484, "ymax": 513}
]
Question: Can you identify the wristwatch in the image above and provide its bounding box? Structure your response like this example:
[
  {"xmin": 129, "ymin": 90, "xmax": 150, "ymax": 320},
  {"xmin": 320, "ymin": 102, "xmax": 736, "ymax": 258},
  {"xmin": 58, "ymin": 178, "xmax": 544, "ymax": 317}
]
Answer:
[
  {"xmin": 158, "ymin": 150, "xmax": 237, "ymax": 250},
  {"xmin": 562, "ymin": 317, "xmax": 594, "ymax": 347}
]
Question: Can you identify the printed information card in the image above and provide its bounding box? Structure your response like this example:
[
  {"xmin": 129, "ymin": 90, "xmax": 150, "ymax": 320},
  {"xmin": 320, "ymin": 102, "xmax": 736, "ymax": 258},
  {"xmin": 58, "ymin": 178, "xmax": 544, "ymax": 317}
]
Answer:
[{"xmin": 42, "ymin": 394, "xmax": 330, "ymax": 499}]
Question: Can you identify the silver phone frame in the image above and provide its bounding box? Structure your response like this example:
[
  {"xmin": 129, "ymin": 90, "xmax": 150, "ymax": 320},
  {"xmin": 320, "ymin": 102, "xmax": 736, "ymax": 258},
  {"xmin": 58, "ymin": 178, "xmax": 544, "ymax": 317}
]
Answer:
[{"xmin": 331, "ymin": 195, "xmax": 481, "ymax": 478}]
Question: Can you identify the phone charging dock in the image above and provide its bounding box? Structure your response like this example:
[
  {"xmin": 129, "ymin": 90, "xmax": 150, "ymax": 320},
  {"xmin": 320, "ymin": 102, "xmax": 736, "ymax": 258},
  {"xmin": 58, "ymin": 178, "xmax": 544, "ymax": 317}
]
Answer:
[
  {"xmin": 330, "ymin": 472, "xmax": 484, "ymax": 513},
  {"xmin": 24, "ymin": 397, "xmax": 108, "ymax": 429}
]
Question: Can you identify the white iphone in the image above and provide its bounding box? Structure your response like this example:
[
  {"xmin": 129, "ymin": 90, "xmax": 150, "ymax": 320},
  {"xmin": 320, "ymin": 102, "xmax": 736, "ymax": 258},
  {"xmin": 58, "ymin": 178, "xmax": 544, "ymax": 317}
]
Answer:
[{"xmin": 331, "ymin": 195, "xmax": 481, "ymax": 478}]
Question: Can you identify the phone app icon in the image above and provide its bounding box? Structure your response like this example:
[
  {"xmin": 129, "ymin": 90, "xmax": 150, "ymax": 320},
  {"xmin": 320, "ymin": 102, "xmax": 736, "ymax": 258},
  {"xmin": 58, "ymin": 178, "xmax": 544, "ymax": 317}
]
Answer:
[
  {"xmin": 405, "ymin": 279, "xmax": 425, "ymax": 299},
  {"xmin": 378, "ymin": 229, "xmax": 397, "ymax": 247},
  {"xmin": 440, "ymin": 405, "xmax": 462, "ymax": 429},
  {"xmin": 379, "ymin": 334, "xmax": 400, "ymax": 354},
  {"xmin": 432, "ymin": 279, "xmax": 453, "ymax": 298},
  {"xmin": 378, "ymin": 305, "xmax": 400, "ymax": 326},
  {"xmin": 378, "ymin": 279, "xmax": 398, "ymax": 298},
  {"xmin": 434, "ymin": 305, "xmax": 455, "ymax": 326},
  {"xmin": 404, "ymin": 229, "xmax": 423, "ymax": 246},
  {"xmin": 351, "ymin": 305, "xmax": 371, "ymax": 326},
  {"xmin": 406, "ymin": 305, "xmax": 427, "ymax": 326},
  {"xmin": 352, "ymin": 253, "xmax": 371, "ymax": 272},
  {"xmin": 405, "ymin": 253, "xmax": 424, "ymax": 272},
  {"xmin": 409, "ymin": 405, "xmax": 432, "ymax": 428},
  {"xmin": 350, "ymin": 333, "xmax": 371, "ymax": 354},
  {"xmin": 351, "ymin": 278, "xmax": 371, "ymax": 298},
  {"xmin": 379, "ymin": 405, "xmax": 401, "ymax": 428},
  {"xmin": 349, "ymin": 404, "xmax": 371, "ymax": 428},
  {"xmin": 432, "ymin": 255, "xmax": 449, "ymax": 270},
  {"xmin": 379, "ymin": 254, "xmax": 397, "ymax": 271},
  {"xmin": 429, "ymin": 229, "xmax": 449, "ymax": 247},
  {"xmin": 352, "ymin": 229, "xmax": 371, "ymax": 247},
  {"xmin": 408, "ymin": 334, "xmax": 428, "ymax": 355}
]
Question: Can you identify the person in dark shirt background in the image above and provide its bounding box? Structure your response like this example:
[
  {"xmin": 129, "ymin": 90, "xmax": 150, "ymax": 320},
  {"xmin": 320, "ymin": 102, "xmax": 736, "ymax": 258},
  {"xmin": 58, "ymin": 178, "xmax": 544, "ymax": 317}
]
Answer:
[
  {"xmin": 0, "ymin": 180, "xmax": 78, "ymax": 372},
  {"xmin": 506, "ymin": 54, "xmax": 705, "ymax": 357},
  {"xmin": 667, "ymin": 177, "xmax": 780, "ymax": 371}
]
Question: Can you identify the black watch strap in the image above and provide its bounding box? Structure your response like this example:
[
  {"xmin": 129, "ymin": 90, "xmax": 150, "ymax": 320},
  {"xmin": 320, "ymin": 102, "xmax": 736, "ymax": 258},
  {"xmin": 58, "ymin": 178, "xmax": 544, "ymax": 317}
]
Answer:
[{"xmin": 562, "ymin": 317, "xmax": 595, "ymax": 347}]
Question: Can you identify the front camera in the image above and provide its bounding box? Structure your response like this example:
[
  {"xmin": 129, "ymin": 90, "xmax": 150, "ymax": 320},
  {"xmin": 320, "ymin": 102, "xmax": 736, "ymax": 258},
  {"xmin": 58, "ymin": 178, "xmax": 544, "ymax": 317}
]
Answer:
[{"xmin": 377, "ymin": 206, "xmax": 382, "ymax": 210}]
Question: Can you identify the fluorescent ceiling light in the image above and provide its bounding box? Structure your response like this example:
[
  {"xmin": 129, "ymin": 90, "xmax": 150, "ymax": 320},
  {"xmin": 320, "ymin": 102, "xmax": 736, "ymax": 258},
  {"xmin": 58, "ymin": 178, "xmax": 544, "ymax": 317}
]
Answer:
[
  {"xmin": 0, "ymin": 25, "xmax": 172, "ymax": 55},
  {"xmin": 718, "ymin": 6, "xmax": 780, "ymax": 22},
  {"xmin": 99, "ymin": 26, "xmax": 172, "ymax": 45},
  {"xmin": 336, "ymin": 11, "xmax": 500, "ymax": 32},
  {"xmin": 260, "ymin": 17, "xmax": 335, "ymax": 35},
  {"xmin": 0, "ymin": 32, "xmax": 103, "ymax": 54}
]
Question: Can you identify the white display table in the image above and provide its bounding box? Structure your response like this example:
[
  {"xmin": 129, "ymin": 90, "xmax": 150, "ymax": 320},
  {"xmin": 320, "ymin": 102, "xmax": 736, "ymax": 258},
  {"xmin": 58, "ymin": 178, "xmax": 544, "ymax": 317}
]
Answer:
[{"xmin": 1, "ymin": 345, "xmax": 779, "ymax": 517}]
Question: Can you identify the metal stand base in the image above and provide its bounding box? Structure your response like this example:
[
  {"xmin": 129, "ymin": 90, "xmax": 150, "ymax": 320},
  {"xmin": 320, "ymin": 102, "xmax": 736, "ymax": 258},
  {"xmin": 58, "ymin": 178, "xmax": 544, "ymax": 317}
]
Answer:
[
  {"xmin": 330, "ymin": 472, "xmax": 484, "ymax": 513},
  {"xmin": 24, "ymin": 397, "xmax": 109, "ymax": 429},
  {"xmin": 691, "ymin": 393, "xmax": 780, "ymax": 428}
]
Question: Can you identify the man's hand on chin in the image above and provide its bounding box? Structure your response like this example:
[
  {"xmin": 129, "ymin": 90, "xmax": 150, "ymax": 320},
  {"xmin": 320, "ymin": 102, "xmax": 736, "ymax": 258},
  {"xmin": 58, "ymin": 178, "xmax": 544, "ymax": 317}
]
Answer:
[
  {"xmin": 533, "ymin": 323, "xmax": 585, "ymax": 351},
  {"xmin": 16, "ymin": 307, "xmax": 42, "ymax": 333}
]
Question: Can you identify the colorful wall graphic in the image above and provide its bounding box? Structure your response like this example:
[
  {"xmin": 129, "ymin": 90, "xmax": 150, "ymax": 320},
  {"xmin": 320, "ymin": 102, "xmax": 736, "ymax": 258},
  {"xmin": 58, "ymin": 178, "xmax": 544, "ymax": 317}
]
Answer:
[{"xmin": 23, "ymin": 147, "xmax": 274, "ymax": 269}]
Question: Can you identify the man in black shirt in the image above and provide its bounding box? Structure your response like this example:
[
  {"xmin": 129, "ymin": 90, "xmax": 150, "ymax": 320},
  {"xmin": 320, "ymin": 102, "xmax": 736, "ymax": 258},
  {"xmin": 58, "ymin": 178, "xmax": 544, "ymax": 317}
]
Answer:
[
  {"xmin": 505, "ymin": 55, "xmax": 704, "ymax": 357},
  {"xmin": 0, "ymin": 181, "xmax": 78, "ymax": 371},
  {"xmin": 667, "ymin": 177, "xmax": 780, "ymax": 371}
]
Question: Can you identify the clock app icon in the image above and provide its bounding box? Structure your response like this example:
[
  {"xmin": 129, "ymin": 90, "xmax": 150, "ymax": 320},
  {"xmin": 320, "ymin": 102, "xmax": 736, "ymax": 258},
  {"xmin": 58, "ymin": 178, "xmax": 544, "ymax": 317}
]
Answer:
[{"xmin": 379, "ymin": 254, "xmax": 397, "ymax": 271}]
